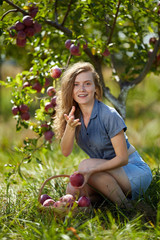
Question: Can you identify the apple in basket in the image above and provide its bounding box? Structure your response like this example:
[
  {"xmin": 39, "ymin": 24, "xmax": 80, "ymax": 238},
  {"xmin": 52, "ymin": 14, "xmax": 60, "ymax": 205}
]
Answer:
[
  {"xmin": 40, "ymin": 194, "xmax": 52, "ymax": 205},
  {"xmin": 60, "ymin": 194, "xmax": 75, "ymax": 207},
  {"xmin": 53, "ymin": 200, "xmax": 68, "ymax": 208},
  {"xmin": 70, "ymin": 172, "xmax": 84, "ymax": 187},
  {"xmin": 43, "ymin": 199, "xmax": 55, "ymax": 207},
  {"xmin": 78, "ymin": 196, "xmax": 91, "ymax": 207}
]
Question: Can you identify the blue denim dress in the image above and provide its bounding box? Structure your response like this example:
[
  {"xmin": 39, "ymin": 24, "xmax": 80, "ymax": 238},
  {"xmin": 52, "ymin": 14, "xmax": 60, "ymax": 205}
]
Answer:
[{"xmin": 76, "ymin": 99, "xmax": 152, "ymax": 200}]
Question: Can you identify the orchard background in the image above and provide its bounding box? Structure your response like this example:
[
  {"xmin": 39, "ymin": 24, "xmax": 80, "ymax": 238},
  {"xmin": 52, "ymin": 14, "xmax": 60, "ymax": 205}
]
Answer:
[{"xmin": 0, "ymin": 0, "xmax": 160, "ymax": 239}]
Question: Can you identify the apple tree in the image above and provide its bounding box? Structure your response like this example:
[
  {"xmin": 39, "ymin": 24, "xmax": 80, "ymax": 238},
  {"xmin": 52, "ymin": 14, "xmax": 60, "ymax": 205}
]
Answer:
[{"xmin": 0, "ymin": 0, "xmax": 160, "ymax": 165}]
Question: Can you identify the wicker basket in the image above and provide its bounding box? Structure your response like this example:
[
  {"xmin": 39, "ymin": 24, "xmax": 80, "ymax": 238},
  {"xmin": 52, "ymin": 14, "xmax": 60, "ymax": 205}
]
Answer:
[{"xmin": 38, "ymin": 174, "xmax": 91, "ymax": 219}]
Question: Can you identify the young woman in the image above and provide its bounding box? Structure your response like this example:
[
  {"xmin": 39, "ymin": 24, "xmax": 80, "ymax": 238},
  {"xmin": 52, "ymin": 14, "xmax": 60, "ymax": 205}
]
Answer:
[{"xmin": 54, "ymin": 62, "xmax": 152, "ymax": 208}]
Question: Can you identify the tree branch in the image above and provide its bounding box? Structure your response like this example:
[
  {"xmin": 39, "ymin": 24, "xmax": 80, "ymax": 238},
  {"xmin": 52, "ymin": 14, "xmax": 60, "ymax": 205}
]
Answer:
[
  {"xmin": 1, "ymin": 9, "xmax": 18, "ymax": 21},
  {"xmin": 107, "ymin": 0, "xmax": 121, "ymax": 45},
  {"xmin": 130, "ymin": 34, "xmax": 160, "ymax": 86},
  {"xmin": 3, "ymin": 0, "xmax": 28, "ymax": 15},
  {"xmin": 54, "ymin": 0, "xmax": 58, "ymax": 23},
  {"xmin": 61, "ymin": 0, "xmax": 73, "ymax": 26},
  {"xmin": 45, "ymin": 19, "xmax": 72, "ymax": 36}
]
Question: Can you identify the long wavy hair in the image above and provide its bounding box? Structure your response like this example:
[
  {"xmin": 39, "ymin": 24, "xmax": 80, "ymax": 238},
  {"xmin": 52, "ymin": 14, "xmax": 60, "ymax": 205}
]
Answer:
[{"xmin": 54, "ymin": 61, "xmax": 103, "ymax": 140}]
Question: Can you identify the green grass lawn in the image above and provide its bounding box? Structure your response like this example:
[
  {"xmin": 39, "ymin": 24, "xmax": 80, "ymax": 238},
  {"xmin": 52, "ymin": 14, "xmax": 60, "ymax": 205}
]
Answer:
[{"xmin": 0, "ymin": 73, "xmax": 160, "ymax": 239}]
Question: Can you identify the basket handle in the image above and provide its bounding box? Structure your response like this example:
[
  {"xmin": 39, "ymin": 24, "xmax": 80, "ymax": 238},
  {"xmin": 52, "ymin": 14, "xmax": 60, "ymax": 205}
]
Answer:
[{"xmin": 38, "ymin": 174, "xmax": 70, "ymax": 203}]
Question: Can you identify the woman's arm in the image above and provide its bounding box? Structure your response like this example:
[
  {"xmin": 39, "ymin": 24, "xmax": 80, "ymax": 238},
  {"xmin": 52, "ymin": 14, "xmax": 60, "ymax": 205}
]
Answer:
[
  {"xmin": 60, "ymin": 106, "xmax": 81, "ymax": 157},
  {"xmin": 78, "ymin": 130, "xmax": 128, "ymax": 184}
]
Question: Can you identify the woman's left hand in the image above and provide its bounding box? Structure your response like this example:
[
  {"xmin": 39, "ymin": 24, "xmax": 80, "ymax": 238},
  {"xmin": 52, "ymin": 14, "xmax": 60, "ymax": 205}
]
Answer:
[{"xmin": 76, "ymin": 169, "xmax": 94, "ymax": 188}]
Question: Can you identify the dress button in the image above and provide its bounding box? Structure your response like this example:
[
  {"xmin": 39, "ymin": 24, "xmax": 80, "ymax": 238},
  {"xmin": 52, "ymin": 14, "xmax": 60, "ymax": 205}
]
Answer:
[{"xmin": 87, "ymin": 133, "xmax": 88, "ymax": 135}]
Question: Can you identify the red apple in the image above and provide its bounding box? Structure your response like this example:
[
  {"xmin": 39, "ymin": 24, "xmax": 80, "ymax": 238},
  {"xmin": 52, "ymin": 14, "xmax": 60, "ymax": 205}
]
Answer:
[
  {"xmin": 60, "ymin": 194, "xmax": 75, "ymax": 207},
  {"xmin": 70, "ymin": 172, "xmax": 84, "ymax": 187},
  {"xmin": 78, "ymin": 196, "xmax": 91, "ymax": 207},
  {"xmin": 44, "ymin": 77, "xmax": 51, "ymax": 87},
  {"xmin": 17, "ymin": 30, "xmax": 26, "ymax": 40},
  {"xmin": 22, "ymin": 15, "xmax": 33, "ymax": 27},
  {"xmin": 44, "ymin": 102, "xmax": 54, "ymax": 113},
  {"xmin": 149, "ymin": 37, "xmax": 157, "ymax": 45},
  {"xmin": 50, "ymin": 67, "xmax": 62, "ymax": 79},
  {"xmin": 16, "ymin": 38, "xmax": 27, "ymax": 47},
  {"xmin": 102, "ymin": 48, "xmax": 110, "ymax": 57},
  {"xmin": 9, "ymin": 26, "xmax": 17, "ymax": 38},
  {"xmin": 20, "ymin": 112, "xmax": 30, "ymax": 121},
  {"xmin": 25, "ymin": 27, "xmax": 35, "ymax": 37},
  {"xmin": 83, "ymin": 40, "xmax": 88, "ymax": 49},
  {"xmin": 32, "ymin": 81, "xmax": 42, "ymax": 93},
  {"xmin": 51, "ymin": 96, "xmax": 57, "ymax": 107},
  {"xmin": 15, "ymin": 21, "xmax": 25, "ymax": 31},
  {"xmin": 19, "ymin": 104, "xmax": 29, "ymax": 113},
  {"xmin": 22, "ymin": 81, "xmax": 31, "ymax": 88},
  {"xmin": 28, "ymin": 4, "xmax": 39, "ymax": 18},
  {"xmin": 41, "ymin": 123, "xmax": 50, "ymax": 131},
  {"xmin": 43, "ymin": 199, "xmax": 55, "ymax": 207},
  {"xmin": 40, "ymin": 194, "xmax": 52, "ymax": 205},
  {"xmin": 12, "ymin": 106, "xmax": 19, "ymax": 115},
  {"xmin": 47, "ymin": 86, "xmax": 56, "ymax": 97},
  {"xmin": 69, "ymin": 44, "xmax": 81, "ymax": 56},
  {"xmin": 65, "ymin": 39, "xmax": 72, "ymax": 49},
  {"xmin": 44, "ymin": 130, "xmax": 54, "ymax": 141},
  {"xmin": 53, "ymin": 201, "xmax": 67, "ymax": 208},
  {"xmin": 33, "ymin": 21, "xmax": 42, "ymax": 33}
]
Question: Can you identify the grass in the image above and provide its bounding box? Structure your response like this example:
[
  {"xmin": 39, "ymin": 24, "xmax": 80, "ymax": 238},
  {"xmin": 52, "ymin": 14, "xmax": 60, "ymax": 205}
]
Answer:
[
  {"xmin": 0, "ymin": 72, "xmax": 160, "ymax": 239},
  {"xmin": 0, "ymin": 143, "xmax": 160, "ymax": 240}
]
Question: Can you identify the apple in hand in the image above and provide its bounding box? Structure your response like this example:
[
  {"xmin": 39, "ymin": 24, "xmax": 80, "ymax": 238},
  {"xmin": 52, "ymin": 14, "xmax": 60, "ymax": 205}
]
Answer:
[
  {"xmin": 50, "ymin": 67, "xmax": 62, "ymax": 78},
  {"xmin": 70, "ymin": 172, "xmax": 84, "ymax": 187},
  {"xmin": 40, "ymin": 194, "xmax": 52, "ymax": 205},
  {"xmin": 78, "ymin": 196, "xmax": 91, "ymax": 207}
]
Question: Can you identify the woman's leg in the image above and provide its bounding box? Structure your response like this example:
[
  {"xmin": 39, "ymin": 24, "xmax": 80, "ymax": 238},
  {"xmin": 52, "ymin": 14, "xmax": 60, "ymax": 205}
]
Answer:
[{"xmin": 77, "ymin": 158, "xmax": 132, "ymax": 207}]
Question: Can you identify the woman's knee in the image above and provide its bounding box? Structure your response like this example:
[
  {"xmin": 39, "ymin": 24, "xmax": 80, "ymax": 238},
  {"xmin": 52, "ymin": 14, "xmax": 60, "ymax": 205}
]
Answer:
[{"xmin": 78, "ymin": 158, "xmax": 89, "ymax": 171}]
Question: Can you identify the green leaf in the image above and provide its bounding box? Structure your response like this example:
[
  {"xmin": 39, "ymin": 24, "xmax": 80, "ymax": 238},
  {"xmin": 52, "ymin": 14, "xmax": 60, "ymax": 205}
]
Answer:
[{"xmin": 36, "ymin": 158, "xmax": 43, "ymax": 165}]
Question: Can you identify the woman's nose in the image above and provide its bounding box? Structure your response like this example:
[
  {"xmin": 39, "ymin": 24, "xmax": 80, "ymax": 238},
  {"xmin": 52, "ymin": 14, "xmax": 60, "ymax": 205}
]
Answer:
[{"xmin": 80, "ymin": 84, "xmax": 85, "ymax": 91}]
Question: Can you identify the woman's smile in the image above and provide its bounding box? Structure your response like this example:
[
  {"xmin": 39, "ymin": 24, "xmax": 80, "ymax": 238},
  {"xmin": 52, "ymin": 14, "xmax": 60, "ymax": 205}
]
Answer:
[{"xmin": 73, "ymin": 71, "xmax": 96, "ymax": 106}]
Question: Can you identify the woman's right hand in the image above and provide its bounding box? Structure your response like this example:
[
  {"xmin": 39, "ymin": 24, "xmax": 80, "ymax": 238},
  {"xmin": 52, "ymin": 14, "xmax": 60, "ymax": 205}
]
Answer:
[{"xmin": 64, "ymin": 106, "xmax": 81, "ymax": 129}]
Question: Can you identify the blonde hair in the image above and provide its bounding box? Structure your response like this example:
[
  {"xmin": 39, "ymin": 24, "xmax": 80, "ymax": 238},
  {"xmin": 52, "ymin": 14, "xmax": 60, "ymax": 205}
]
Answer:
[{"xmin": 54, "ymin": 61, "xmax": 103, "ymax": 140}]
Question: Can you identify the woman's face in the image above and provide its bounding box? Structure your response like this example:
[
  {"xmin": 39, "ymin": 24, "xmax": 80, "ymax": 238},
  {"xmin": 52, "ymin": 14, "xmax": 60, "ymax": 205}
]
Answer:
[{"xmin": 73, "ymin": 71, "xmax": 96, "ymax": 106}]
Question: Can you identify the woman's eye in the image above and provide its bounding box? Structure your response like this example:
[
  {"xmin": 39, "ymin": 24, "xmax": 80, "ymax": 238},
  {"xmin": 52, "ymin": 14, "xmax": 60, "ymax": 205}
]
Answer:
[{"xmin": 74, "ymin": 83, "xmax": 79, "ymax": 86}]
